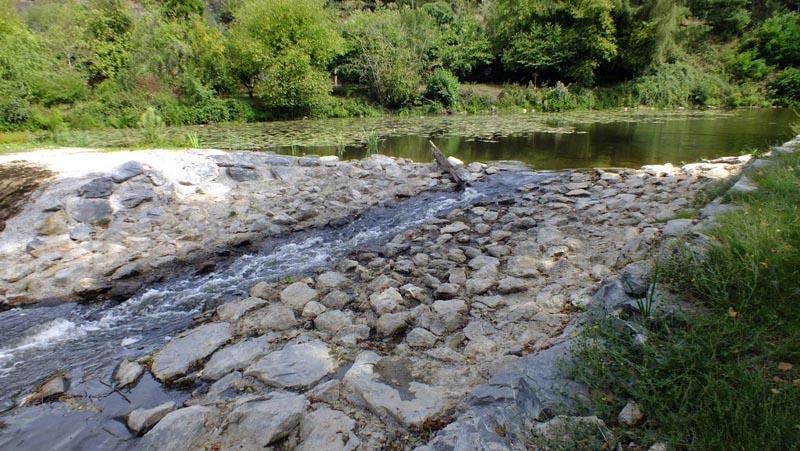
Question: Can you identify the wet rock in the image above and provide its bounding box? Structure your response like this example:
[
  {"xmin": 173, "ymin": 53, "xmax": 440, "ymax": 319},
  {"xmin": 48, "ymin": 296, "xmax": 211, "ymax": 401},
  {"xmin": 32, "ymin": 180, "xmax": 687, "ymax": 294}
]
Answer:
[
  {"xmin": 18, "ymin": 374, "xmax": 67, "ymax": 406},
  {"xmin": 239, "ymin": 304, "xmax": 299, "ymax": 333},
  {"xmin": 217, "ymin": 297, "xmax": 268, "ymax": 322},
  {"xmin": 406, "ymin": 327, "xmax": 438, "ymax": 348},
  {"xmin": 343, "ymin": 351, "xmax": 447, "ymax": 427},
  {"xmin": 79, "ymin": 177, "xmax": 113, "ymax": 198},
  {"xmin": 111, "ymin": 161, "xmax": 145, "ymax": 183},
  {"xmin": 67, "ymin": 198, "xmax": 112, "ymax": 225},
  {"xmin": 127, "ymin": 401, "xmax": 176, "ymax": 434},
  {"xmin": 298, "ymin": 407, "xmax": 360, "ymax": 451},
  {"xmin": 140, "ymin": 405, "xmax": 214, "ymax": 451},
  {"xmin": 114, "ymin": 359, "xmax": 144, "ymax": 388},
  {"xmin": 370, "ymin": 287, "xmax": 403, "ymax": 314},
  {"xmin": 246, "ymin": 340, "xmax": 336, "ymax": 388},
  {"xmin": 280, "ymin": 282, "xmax": 318, "ymax": 310},
  {"xmin": 377, "ymin": 311, "xmax": 409, "ymax": 337},
  {"xmin": 202, "ymin": 335, "xmax": 271, "ymax": 381},
  {"xmin": 618, "ymin": 400, "xmax": 645, "ymax": 426},
  {"xmin": 151, "ymin": 322, "xmax": 232, "ymax": 381},
  {"xmin": 219, "ymin": 392, "xmax": 308, "ymax": 449},
  {"xmin": 315, "ymin": 309, "xmax": 353, "ymax": 334}
]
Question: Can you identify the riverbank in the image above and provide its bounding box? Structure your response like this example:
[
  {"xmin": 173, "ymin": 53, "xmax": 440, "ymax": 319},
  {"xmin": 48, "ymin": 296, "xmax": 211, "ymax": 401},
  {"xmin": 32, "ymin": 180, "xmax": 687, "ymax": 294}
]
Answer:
[{"xmin": 0, "ymin": 144, "xmax": 759, "ymax": 449}]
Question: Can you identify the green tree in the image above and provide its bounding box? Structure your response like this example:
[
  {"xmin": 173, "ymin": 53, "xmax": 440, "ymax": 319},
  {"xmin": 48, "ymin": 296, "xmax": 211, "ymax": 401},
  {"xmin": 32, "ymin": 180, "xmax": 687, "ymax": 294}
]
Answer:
[
  {"xmin": 226, "ymin": 0, "xmax": 343, "ymax": 115},
  {"xmin": 83, "ymin": 0, "xmax": 134, "ymax": 84},
  {"xmin": 751, "ymin": 11, "xmax": 800, "ymax": 67},
  {"xmin": 488, "ymin": 0, "xmax": 618, "ymax": 86},
  {"xmin": 687, "ymin": 0, "xmax": 751, "ymax": 37},
  {"xmin": 339, "ymin": 7, "xmax": 439, "ymax": 106}
]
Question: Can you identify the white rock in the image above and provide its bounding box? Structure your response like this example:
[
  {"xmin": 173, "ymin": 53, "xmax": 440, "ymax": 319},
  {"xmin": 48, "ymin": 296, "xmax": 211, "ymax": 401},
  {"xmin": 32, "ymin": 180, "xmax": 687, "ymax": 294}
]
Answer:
[
  {"xmin": 280, "ymin": 282, "xmax": 318, "ymax": 310},
  {"xmin": 202, "ymin": 335, "xmax": 271, "ymax": 381},
  {"xmin": 151, "ymin": 323, "xmax": 232, "ymax": 381},
  {"xmin": 298, "ymin": 407, "xmax": 359, "ymax": 451},
  {"xmin": 219, "ymin": 392, "xmax": 308, "ymax": 449}
]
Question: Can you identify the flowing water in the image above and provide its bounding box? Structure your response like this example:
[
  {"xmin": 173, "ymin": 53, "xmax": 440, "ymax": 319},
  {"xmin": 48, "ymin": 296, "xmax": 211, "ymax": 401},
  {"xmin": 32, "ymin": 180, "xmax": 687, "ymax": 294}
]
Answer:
[
  {"xmin": 0, "ymin": 169, "xmax": 543, "ymax": 449},
  {"xmin": 0, "ymin": 108, "xmax": 795, "ymax": 449}
]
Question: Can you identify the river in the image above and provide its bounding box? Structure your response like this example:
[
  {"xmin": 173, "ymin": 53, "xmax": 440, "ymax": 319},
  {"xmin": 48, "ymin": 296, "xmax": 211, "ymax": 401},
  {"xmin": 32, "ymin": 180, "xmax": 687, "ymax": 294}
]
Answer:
[{"xmin": 0, "ymin": 108, "xmax": 795, "ymax": 449}]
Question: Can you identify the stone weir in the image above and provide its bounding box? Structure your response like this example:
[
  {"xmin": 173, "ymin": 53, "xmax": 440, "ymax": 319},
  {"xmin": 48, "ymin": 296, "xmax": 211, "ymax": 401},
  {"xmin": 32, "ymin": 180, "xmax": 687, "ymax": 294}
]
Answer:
[
  {"xmin": 79, "ymin": 152, "xmax": 752, "ymax": 450},
  {"xmin": 0, "ymin": 149, "xmax": 493, "ymax": 307}
]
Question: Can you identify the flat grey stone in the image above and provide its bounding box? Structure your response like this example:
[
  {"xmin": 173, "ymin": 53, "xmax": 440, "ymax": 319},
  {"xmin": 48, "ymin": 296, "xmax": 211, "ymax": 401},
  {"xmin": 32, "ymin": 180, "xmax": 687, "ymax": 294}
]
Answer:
[
  {"xmin": 117, "ymin": 183, "xmax": 154, "ymax": 208},
  {"xmin": 280, "ymin": 282, "xmax": 318, "ymax": 310},
  {"xmin": 79, "ymin": 177, "xmax": 113, "ymax": 198},
  {"xmin": 663, "ymin": 218, "xmax": 694, "ymax": 237},
  {"xmin": 343, "ymin": 352, "xmax": 446, "ymax": 427},
  {"xmin": 219, "ymin": 392, "xmax": 308, "ymax": 448},
  {"xmin": 140, "ymin": 406, "xmax": 214, "ymax": 451},
  {"xmin": 238, "ymin": 304, "xmax": 299, "ymax": 333},
  {"xmin": 67, "ymin": 198, "xmax": 112, "ymax": 225},
  {"xmin": 227, "ymin": 166, "xmax": 259, "ymax": 182},
  {"xmin": 151, "ymin": 322, "xmax": 232, "ymax": 381},
  {"xmin": 217, "ymin": 297, "xmax": 268, "ymax": 322},
  {"xmin": 298, "ymin": 407, "xmax": 359, "ymax": 451},
  {"xmin": 202, "ymin": 335, "xmax": 271, "ymax": 381},
  {"xmin": 246, "ymin": 340, "xmax": 336, "ymax": 388}
]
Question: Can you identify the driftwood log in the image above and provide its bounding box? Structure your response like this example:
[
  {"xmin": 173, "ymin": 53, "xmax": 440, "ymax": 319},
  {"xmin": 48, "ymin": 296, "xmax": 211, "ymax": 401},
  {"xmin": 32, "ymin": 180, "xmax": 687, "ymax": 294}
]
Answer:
[{"xmin": 429, "ymin": 140, "xmax": 467, "ymax": 189}]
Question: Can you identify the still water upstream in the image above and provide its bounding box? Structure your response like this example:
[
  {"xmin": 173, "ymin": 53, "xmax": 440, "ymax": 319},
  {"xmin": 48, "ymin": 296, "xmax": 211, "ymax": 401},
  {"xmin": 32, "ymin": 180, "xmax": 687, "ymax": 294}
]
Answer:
[{"xmin": 0, "ymin": 108, "xmax": 795, "ymax": 449}]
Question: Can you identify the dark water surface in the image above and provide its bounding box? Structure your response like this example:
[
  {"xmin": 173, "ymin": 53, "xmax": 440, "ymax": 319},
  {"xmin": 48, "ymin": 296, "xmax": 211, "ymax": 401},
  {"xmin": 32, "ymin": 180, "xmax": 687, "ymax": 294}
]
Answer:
[{"xmin": 171, "ymin": 108, "xmax": 795, "ymax": 168}]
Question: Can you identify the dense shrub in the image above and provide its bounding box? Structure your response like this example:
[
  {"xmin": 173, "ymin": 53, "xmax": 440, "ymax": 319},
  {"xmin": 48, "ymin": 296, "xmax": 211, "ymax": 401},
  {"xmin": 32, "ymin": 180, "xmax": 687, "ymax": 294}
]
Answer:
[
  {"xmin": 770, "ymin": 67, "xmax": 800, "ymax": 106},
  {"xmin": 752, "ymin": 12, "xmax": 800, "ymax": 67},
  {"xmin": 425, "ymin": 69, "xmax": 460, "ymax": 108}
]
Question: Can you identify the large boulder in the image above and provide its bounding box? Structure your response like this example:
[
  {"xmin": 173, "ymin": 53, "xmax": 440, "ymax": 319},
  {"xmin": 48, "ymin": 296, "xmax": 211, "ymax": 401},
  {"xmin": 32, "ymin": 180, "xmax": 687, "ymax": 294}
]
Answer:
[{"xmin": 151, "ymin": 322, "xmax": 232, "ymax": 381}]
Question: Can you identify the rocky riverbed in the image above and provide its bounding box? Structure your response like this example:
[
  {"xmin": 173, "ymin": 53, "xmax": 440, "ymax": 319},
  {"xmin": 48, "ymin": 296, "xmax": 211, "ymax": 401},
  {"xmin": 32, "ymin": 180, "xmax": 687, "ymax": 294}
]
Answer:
[
  {"xmin": 0, "ymin": 144, "xmax": 765, "ymax": 449},
  {"xmin": 0, "ymin": 148, "xmax": 490, "ymax": 306}
]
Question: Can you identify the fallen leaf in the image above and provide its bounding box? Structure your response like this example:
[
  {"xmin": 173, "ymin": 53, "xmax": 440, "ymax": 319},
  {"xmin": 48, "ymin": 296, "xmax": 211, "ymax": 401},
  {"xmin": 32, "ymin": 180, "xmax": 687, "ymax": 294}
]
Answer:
[
  {"xmin": 727, "ymin": 307, "xmax": 740, "ymax": 319},
  {"xmin": 778, "ymin": 362, "xmax": 793, "ymax": 371}
]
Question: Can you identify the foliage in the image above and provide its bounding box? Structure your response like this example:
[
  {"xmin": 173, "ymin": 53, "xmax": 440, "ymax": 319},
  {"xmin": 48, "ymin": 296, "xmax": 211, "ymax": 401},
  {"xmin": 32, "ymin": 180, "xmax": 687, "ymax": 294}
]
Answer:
[
  {"xmin": 488, "ymin": 0, "xmax": 618, "ymax": 85},
  {"xmin": 688, "ymin": 0, "xmax": 751, "ymax": 37},
  {"xmin": 750, "ymin": 11, "xmax": 800, "ymax": 68},
  {"xmin": 226, "ymin": 0, "xmax": 343, "ymax": 116},
  {"xmin": 424, "ymin": 69, "xmax": 460, "ymax": 108},
  {"xmin": 770, "ymin": 67, "xmax": 800, "ymax": 106}
]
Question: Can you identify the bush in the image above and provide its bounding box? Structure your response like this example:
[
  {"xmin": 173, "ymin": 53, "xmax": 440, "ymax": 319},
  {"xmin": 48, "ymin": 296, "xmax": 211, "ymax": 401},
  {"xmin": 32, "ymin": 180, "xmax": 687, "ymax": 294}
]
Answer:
[
  {"xmin": 425, "ymin": 69, "xmax": 460, "ymax": 108},
  {"xmin": 753, "ymin": 12, "xmax": 800, "ymax": 68},
  {"xmin": 0, "ymin": 97, "xmax": 31, "ymax": 130},
  {"xmin": 727, "ymin": 48, "xmax": 772, "ymax": 81},
  {"xmin": 769, "ymin": 67, "xmax": 800, "ymax": 106}
]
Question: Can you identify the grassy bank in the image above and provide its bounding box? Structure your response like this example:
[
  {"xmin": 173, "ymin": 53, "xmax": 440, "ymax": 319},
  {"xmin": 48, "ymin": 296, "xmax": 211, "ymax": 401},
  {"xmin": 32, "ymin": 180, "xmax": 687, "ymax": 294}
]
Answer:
[{"xmin": 572, "ymin": 146, "xmax": 800, "ymax": 449}]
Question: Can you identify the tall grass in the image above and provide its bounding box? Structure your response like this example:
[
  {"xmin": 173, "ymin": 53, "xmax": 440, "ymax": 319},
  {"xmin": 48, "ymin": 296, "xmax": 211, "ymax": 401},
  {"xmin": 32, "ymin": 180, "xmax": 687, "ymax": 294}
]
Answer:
[{"xmin": 572, "ymin": 150, "xmax": 800, "ymax": 450}]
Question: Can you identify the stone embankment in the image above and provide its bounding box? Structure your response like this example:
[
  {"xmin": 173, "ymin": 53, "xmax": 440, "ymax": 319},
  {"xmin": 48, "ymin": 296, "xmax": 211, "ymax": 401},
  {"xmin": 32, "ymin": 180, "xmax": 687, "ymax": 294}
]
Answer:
[
  {"xmin": 86, "ymin": 152, "xmax": 753, "ymax": 449},
  {"xmin": 0, "ymin": 149, "xmax": 490, "ymax": 307}
]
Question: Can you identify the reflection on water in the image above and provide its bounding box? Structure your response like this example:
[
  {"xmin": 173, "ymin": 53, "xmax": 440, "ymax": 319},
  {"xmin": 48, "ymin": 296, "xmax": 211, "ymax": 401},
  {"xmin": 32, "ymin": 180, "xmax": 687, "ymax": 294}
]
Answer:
[{"xmin": 287, "ymin": 109, "xmax": 796, "ymax": 169}]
